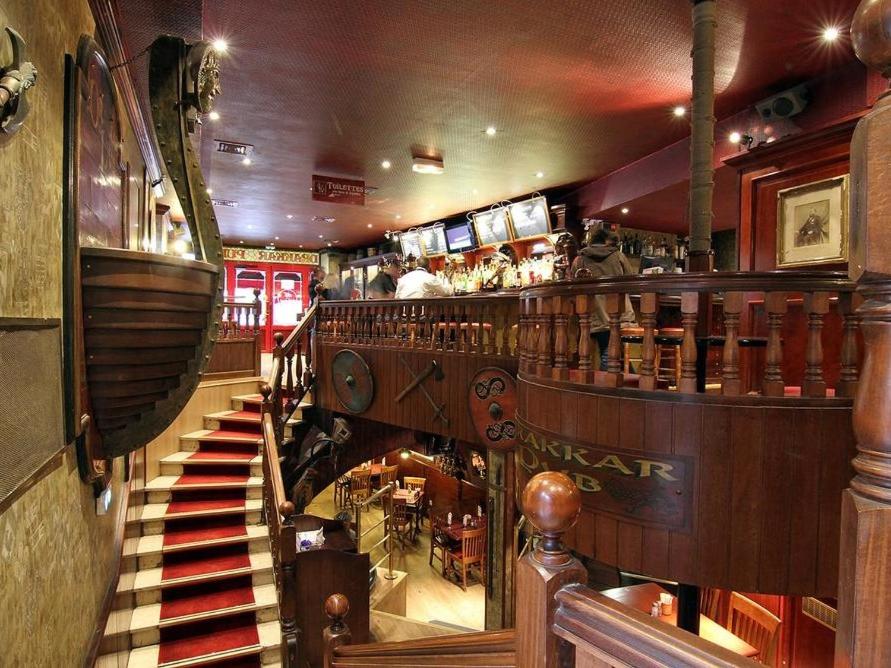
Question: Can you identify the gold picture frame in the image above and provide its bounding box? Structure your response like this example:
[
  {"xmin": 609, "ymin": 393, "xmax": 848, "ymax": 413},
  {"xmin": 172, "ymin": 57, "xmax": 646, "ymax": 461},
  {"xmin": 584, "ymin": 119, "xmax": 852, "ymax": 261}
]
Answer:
[{"xmin": 776, "ymin": 175, "xmax": 849, "ymax": 268}]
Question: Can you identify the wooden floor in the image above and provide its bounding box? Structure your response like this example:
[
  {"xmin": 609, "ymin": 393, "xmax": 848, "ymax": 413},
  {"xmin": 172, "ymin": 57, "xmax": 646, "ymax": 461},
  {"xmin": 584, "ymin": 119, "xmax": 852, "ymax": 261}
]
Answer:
[{"xmin": 306, "ymin": 483, "xmax": 486, "ymax": 632}]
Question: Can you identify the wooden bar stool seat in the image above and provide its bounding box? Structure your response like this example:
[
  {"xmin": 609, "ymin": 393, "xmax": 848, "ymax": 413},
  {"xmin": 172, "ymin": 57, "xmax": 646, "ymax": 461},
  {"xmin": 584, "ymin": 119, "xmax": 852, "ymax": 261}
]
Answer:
[{"xmin": 655, "ymin": 327, "xmax": 683, "ymax": 387}]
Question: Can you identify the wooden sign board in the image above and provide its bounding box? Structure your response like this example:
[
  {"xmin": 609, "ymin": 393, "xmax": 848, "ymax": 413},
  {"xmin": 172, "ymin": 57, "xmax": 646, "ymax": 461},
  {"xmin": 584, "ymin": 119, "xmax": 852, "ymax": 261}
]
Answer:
[
  {"xmin": 223, "ymin": 247, "xmax": 319, "ymax": 265},
  {"xmin": 516, "ymin": 422, "xmax": 694, "ymax": 532},
  {"xmin": 312, "ymin": 175, "xmax": 365, "ymax": 206}
]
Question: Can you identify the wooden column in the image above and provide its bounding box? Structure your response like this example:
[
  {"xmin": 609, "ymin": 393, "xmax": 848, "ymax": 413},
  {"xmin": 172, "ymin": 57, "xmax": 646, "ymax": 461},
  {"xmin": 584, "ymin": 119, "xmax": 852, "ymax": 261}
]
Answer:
[
  {"xmin": 516, "ymin": 472, "xmax": 586, "ymax": 668},
  {"xmin": 836, "ymin": 5, "xmax": 891, "ymax": 664}
]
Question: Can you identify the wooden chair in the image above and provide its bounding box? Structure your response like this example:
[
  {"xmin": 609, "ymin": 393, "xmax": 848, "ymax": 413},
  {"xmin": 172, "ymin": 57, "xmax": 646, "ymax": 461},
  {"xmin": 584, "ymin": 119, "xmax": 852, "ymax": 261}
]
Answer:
[
  {"xmin": 379, "ymin": 464, "xmax": 398, "ymax": 490},
  {"xmin": 445, "ymin": 526, "xmax": 486, "ymax": 591},
  {"xmin": 333, "ymin": 474, "xmax": 351, "ymax": 508},
  {"xmin": 349, "ymin": 469, "xmax": 372, "ymax": 512},
  {"xmin": 404, "ymin": 476, "xmax": 427, "ymax": 525},
  {"xmin": 699, "ymin": 587, "xmax": 726, "ymax": 625},
  {"xmin": 726, "ymin": 592, "xmax": 781, "ymax": 665},
  {"xmin": 429, "ymin": 516, "xmax": 450, "ymax": 576},
  {"xmin": 389, "ymin": 496, "xmax": 413, "ymax": 548}
]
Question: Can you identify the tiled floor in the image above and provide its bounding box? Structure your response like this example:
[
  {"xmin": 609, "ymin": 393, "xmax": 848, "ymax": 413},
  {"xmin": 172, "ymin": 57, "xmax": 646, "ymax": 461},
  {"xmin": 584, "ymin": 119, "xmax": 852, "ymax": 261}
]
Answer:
[{"xmin": 305, "ymin": 483, "xmax": 486, "ymax": 631}]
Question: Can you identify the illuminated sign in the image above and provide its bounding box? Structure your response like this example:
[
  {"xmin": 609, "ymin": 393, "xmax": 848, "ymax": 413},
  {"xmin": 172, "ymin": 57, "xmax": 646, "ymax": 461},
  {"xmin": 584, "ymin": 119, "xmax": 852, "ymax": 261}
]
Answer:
[
  {"xmin": 312, "ymin": 175, "xmax": 366, "ymax": 206},
  {"xmin": 223, "ymin": 247, "xmax": 319, "ymax": 265},
  {"xmin": 516, "ymin": 423, "xmax": 694, "ymax": 531}
]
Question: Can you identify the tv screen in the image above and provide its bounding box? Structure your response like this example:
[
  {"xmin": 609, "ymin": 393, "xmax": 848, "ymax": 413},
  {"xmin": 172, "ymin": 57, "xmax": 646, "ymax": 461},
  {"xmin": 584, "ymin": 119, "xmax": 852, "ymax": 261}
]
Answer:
[
  {"xmin": 508, "ymin": 196, "xmax": 551, "ymax": 240},
  {"xmin": 420, "ymin": 225, "xmax": 448, "ymax": 256},
  {"xmin": 445, "ymin": 223, "xmax": 475, "ymax": 253},
  {"xmin": 473, "ymin": 207, "xmax": 512, "ymax": 247},
  {"xmin": 399, "ymin": 230, "xmax": 423, "ymax": 260}
]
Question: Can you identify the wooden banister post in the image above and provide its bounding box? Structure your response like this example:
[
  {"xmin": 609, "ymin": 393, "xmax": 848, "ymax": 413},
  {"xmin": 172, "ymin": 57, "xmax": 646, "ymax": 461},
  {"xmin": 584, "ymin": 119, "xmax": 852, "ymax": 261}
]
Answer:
[
  {"xmin": 679, "ymin": 292, "xmax": 699, "ymax": 393},
  {"xmin": 323, "ymin": 594, "xmax": 352, "ymax": 668},
  {"xmin": 639, "ymin": 292, "xmax": 658, "ymax": 391},
  {"xmin": 516, "ymin": 472, "xmax": 586, "ymax": 668},
  {"xmin": 837, "ymin": 292, "xmax": 860, "ymax": 398},
  {"xmin": 836, "ymin": 7, "xmax": 891, "ymax": 665},
  {"xmin": 802, "ymin": 292, "xmax": 830, "ymax": 398},
  {"xmin": 721, "ymin": 291, "xmax": 743, "ymax": 396},
  {"xmin": 762, "ymin": 291, "xmax": 788, "ymax": 397},
  {"xmin": 280, "ymin": 500, "xmax": 298, "ymax": 668}
]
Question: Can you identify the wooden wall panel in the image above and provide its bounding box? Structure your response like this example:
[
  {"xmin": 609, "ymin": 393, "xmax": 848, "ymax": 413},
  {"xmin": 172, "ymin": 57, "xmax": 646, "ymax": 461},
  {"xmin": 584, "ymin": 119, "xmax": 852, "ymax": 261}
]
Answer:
[{"xmin": 516, "ymin": 379, "xmax": 855, "ymax": 597}]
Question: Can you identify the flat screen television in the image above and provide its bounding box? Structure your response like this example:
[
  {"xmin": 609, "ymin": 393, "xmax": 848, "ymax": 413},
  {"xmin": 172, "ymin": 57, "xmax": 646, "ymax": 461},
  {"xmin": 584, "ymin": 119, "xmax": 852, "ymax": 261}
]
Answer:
[
  {"xmin": 399, "ymin": 230, "xmax": 423, "ymax": 260},
  {"xmin": 445, "ymin": 222, "xmax": 475, "ymax": 253},
  {"xmin": 420, "ymin": 225, "xmax": 448, "ymax": 256},
  {"xmin": 508, "ymin": 196, "xmax": 551, "ymax": 240},
  {"xmin": 473, "ymin": 207, "xmax": 513, "ymax": 247}
]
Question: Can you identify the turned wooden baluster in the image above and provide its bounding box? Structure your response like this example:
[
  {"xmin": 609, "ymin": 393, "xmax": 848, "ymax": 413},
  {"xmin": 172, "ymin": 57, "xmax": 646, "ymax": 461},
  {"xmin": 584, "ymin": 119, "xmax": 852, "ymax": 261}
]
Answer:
[
  {"xmin": 574, "ymin": 295, "xmax": 595, "ymax": 384},
  {"xmin": 294, "ymin": 338, "xmax": 305, "ymax": 397},
  {"xmin": 838, "ymin": 292, "xmax": 860, "ymax": 398},
  {"xmin": 721, "ymin": 291, "xmax": 743, "ymax": 396},
  {"xmin": 679, "ymin": 292, "xmax": 699, "ymax": 394},
  {"xmin": 518, "ymin": 299, "xmax": 530, "ymax": 370},
  {"xmin": 603, "ymin": 293, "xmax": 623, "ymax": 387},
  {"xmin": 252, "ymin": 288, "xmax": 262, "ymax": 333},
  {"xmin": 762, "ymin": 292, "xmax": 787, "ymax": 397},
  {"xmin": 552, "ymin": 295, "xmax": 570, "ymax": 381},
  {"xmin": 322, "ymin": 594, "xmax": 352, "ymax": 668},
  {"xmin": 536, "ymin": 297, "xmax": 553, "ymax": 376},
  {"xmin": 639, "ymin": 292, "xmax": 657, "ymax": 391},
  {"xmin": 802, "ymin": 292, "xmax": 829, "ymax": 397},
  {"xmin": 515, "ymin": 472, "xmax": 585, "ymax": 668},
  {"xmin": 285, "ymin": 345, "xmax": 295, "ymax": 400}
]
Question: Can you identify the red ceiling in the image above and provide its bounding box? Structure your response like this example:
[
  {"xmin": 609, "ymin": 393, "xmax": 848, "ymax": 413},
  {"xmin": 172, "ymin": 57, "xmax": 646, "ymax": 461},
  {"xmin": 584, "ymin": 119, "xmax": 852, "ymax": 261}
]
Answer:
[{"xmin": 116, "ymin": 0, "xmax": 860, "ymax": 249}]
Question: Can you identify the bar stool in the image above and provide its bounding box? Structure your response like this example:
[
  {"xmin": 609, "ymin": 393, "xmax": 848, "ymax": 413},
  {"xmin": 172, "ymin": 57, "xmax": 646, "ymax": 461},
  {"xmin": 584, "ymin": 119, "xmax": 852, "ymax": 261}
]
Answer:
[
  {"xmin": 655, "ymin": 327, "xmax": 683, "ymax": 387},
  {"xmin": 622, "ymin": 326, "xmax": 645, "ymax": 374}
]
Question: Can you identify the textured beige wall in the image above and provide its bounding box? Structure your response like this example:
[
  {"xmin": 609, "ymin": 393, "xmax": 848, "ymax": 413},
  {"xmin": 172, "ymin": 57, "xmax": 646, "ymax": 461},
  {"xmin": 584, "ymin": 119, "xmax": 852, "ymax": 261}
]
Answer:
[{"xmin": 0, "ymin": 0, "xmax": 136, "ymax": 664}]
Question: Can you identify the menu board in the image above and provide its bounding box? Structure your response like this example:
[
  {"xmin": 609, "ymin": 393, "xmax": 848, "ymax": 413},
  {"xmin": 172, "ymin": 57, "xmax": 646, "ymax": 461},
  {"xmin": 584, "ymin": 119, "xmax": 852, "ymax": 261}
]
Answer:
[
  {"xmin": 420, "ymin": 225, "xmax": 448, "ymax": 256},
  {"xmin": 399, "ymin": 230, "xmax": 423, "ymax": 259},
  {"xmin": 445, "ymin": 222, "xmax": 475, "ymax": 253},
  {"xmin": 508, "ymin": 196, "xmax": 551, "ymax": 240},
  {"xmin": 473, "ymin": 207, "xmax": 512, "ymax": 247}
]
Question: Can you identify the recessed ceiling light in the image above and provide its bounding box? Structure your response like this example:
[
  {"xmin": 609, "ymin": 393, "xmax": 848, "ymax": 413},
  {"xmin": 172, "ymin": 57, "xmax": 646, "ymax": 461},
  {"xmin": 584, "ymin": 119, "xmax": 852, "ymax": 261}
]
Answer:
[
  {"xmin": 381, "ymin": 160, "xmax": 392, "ymax": 169},
  {"xmin": 472, "ymin": 189, "xmax": 479, "ymax": 195},
  {"xmin": 212, "ymin": 39, "xmax": 228, "ymax": 53},
  {"xmin": 535, "ymin": 171, "xmax": 544, "ymax": 179},
  {"xmin": 247, "ymin": 224, "xmax": 254, "ymax": 230},
  {"xmin": 241, "ymin": 157, "xmax": 252, "ymax": 166},
  {"xmin": 299, "ymin": 244, "xmax": 304, "ymax": 248},
  {"xmin": 395, "ymin": 214, "xmax": 401, "ymax": 220},
  {"xmin": 621, "ymin": 207, "xmax": 630, "ymax": 215},
  {"xmin": 208, "ymin": 110, "xmax": 220, "ymax": 121},
  {"xmin": 206, "ymin": 188, "xmax": 213, "ymax": 195},
  {"xmin": 286, "ymin": 214, "xmax": 293, "ymax": 219},
  {"xmin": 673, "ymin": 106, "xmax": 686, "ymax": 117},
  {"xmin": 238, "ymin": 240, "xmax": 244, "ymax": 244},
  {"xmin": 822, "ymin": 26, "xmax": 841, "ymax": 42},
  {"xmin": 728, "ymin": 131, "xmax": 742, "ymax": 144},
  {"xmin": 485, "ymin": 126, "xmax": 497, "ymax": 136},
  {"xmin": 318, "ymin": 234, "xmax": 324, "ymax": 238},
  {"xmin": 412, "ymin": 156, "xmax": 444, "ymax": 175},
  {"xmin": 275, "ymin": 236, "xmax": 280, "ymax": 240},
  {"xmin": 327, "ymin": 242, "xmax": 332, "ymax": 247},
  {"xmin": 367, "ymin": 223, "xmax": 372, "ymax": 228}
]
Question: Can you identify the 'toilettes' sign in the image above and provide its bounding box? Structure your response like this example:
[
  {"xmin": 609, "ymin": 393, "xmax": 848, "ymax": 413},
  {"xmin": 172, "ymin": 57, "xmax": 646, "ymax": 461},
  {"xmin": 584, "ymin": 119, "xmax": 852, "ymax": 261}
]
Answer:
[
  {"xmin": 311, "ymin": 175, "xmax": 365, "ymax": 206},
  {"xmin": 516, "ymin": 423, "xmax": 694, "ymax": 531}
]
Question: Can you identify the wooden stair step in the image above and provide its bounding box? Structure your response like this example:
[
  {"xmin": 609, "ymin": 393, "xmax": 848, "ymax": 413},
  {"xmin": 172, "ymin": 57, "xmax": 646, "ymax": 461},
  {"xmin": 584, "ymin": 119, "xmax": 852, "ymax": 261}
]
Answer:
[
  {"xmin": 120, "ymin": 551, "xmax": 273, "ymax": 596},
  {"xmin": 145, "ymin": 475, "xmax": 263, "ymax": 492},
  {"xmin": 125, "ymin": 524, "xmax": 268, "ymax": 558},
  {"xmin": 180, "ymin": 430, "xmax": 263, "ymax": 445},
  {"xmin": 131, "ymin": 498, "xmax": 262, "ymax": 523}
]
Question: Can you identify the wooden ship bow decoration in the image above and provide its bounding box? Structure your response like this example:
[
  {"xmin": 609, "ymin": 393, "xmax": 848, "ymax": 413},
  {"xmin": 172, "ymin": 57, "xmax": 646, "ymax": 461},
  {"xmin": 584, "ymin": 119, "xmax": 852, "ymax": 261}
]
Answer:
[{"xmin": 74, "ymin": 36, "xmax": 224, "ymax": 474}]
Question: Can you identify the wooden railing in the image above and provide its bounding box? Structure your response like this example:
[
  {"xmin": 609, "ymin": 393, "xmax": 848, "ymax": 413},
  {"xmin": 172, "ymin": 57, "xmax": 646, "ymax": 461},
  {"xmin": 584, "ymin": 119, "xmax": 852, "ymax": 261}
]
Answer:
[
  {"xmin": 317, "ymin": 293, "xmax": 520, "ymax": 358},
  {"xmin": 321, "ymin": 472, "xmax": 754, "ymax": 667},
  {"xmin": 353, "ymin": 482, "xmax": 396, "ymax": 581},
  {"xmin": 267, "ymin": 301, "xmax": 318, "ymax": 444},
  {"xmin": 519, "ymin": 270, "xmax": 858, "ymax": 398},
  {"xmin": 220, "ymin": 288, "xmax": 262, "ymax": 339}
]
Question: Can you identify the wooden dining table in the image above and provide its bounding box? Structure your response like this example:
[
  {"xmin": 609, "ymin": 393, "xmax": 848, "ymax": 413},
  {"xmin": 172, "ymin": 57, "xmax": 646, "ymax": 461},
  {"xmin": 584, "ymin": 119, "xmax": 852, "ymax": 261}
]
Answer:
[
  {"xmin": 437, "ymin": 515, "xmax": 487, "ymax": 542},
  {"xmin": 393, "ymin": 488, "xmax": 425, "ymax": 539},
  {"xmin": 600, "ymin": 583, "xmax": 758, "ymax": 659}
]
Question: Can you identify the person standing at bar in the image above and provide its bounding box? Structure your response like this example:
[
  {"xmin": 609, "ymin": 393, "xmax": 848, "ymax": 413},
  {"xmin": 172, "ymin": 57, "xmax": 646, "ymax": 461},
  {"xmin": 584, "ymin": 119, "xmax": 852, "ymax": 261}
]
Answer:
[
  {"xmin": 308, "ymin": 267, "xmax": 328, "ymax": 304},
  {"xmin": 395, "ymin": 256, "xmax": 453, "ymax": 299},
  {"xmin": 571, "ymin": 228, "xmax": 636, "ymax": 370},
  {"xmin": 367, "ymin": 259, "xmax": 400, "ymax": 299}
]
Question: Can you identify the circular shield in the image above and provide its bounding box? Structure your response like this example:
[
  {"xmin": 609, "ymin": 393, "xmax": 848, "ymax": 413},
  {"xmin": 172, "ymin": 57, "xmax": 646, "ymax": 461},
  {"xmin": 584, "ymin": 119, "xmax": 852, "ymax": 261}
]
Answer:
[
  {"xmin": 332, "ymin": 350, "xmax": 374, "ymax": 414},
  {"xmin": 469, "ymin": 367, "xmax": 518, "ymax": 449}
]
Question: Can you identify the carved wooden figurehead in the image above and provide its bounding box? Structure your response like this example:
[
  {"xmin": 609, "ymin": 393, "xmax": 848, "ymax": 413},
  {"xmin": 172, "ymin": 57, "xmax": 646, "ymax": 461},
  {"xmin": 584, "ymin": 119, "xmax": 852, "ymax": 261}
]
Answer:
[{"xmin": 521, "ymin": 471, "xmax": 581, "ymax": 567}]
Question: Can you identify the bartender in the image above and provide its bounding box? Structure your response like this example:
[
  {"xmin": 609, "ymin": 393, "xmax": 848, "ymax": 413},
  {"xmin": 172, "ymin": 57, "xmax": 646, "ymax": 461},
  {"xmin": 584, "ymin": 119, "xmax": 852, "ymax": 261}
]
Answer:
[{"xmin": 394, "ymin": 256, "xmax": 453, "ymax": 298}]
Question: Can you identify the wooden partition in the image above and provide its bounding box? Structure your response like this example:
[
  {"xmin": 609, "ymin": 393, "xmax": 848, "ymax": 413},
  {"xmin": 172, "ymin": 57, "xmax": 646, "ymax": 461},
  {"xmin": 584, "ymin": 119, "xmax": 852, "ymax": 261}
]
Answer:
[{"xmin": 204, "ymin": 296, "xmax": 263, "ymax": 380}]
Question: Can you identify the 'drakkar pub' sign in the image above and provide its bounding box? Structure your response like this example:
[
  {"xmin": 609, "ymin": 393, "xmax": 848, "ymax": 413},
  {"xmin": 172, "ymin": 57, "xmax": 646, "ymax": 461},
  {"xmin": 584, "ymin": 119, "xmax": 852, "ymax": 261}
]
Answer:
[{"xmin": 312, "ymin": 175, "xmax": 365, "ymax": 206}]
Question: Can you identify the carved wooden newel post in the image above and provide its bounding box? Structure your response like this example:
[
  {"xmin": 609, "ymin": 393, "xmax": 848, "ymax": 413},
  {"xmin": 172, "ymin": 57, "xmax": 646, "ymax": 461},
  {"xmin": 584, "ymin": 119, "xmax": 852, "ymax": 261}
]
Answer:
[
  {"xmin": 322, "ymin": 594, "xmax": 352, "ymax": 668},
  {"xmin": 835, "ymin": 3, "xmax": 891, "ymax": 666},
  {"xmin": 516, "ymin": 472, "xmax": 586, "ymax": 668}
]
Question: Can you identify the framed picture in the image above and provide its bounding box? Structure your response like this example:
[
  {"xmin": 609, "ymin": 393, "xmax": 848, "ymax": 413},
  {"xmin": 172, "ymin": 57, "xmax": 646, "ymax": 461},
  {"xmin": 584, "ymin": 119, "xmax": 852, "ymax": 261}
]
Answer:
[
  {"xmin": 419, "ymin": 225, "xmax": 448, "ymax": 256},
  {"xmin": 473, "ymin": 207, "xmax": 512, "ymax": 247},
  {"xmin": 508, "ymin": 196, "xmax": 551, "ymax": 240},
  {"xmin": 776, "ymin": 175, "xmax": 848, "ymax": 268}
]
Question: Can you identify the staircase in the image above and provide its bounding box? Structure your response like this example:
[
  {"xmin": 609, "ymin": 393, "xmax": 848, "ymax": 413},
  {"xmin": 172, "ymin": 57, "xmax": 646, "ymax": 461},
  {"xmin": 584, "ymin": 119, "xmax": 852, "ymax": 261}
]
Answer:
[{"xmin": 109, "ymin": 393, "xmax": 308, "ymax": 668}]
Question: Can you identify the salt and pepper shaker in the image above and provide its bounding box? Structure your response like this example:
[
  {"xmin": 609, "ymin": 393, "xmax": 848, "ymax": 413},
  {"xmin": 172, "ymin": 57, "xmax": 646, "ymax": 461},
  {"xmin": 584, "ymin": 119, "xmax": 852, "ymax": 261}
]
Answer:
[
  {"xmin": 477, "ymin": 504, "xmax": 482, "ymax": 517},
  {"xmin": 651, "ymin": 601, "xmax": 661, "ymax": 617},
  {"xmin": 447, "ymin": 512, "xmax": 453, "ymax": 525}
]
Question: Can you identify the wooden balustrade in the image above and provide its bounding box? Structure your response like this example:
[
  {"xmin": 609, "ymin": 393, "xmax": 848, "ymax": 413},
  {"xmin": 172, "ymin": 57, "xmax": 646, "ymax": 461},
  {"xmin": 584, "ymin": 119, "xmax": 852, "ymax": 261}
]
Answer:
[
  {"xmin": 220, "ymin": 288, "xmax": 262, "ymax": 339},
  {"xmin": 317, "ymin": 294, "xmax": 519, "ymax": 358},
  {"xmin": 519, "ymin": 271, "xmax": 858, "ymax": 399}
]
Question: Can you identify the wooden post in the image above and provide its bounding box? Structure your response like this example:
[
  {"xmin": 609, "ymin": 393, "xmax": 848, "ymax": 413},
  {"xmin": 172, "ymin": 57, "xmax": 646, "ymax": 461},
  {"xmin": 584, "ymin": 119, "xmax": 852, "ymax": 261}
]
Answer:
[
  {"xmin": 836, "ymin": 6, "xmax": 891, "ymax": 664},
  {"xmin": 762, "ymin": 292, "xmax": 787, "ymax": 397},
  {"xmin": 516, "ymin": 472, "xmax": 586, "ymax": 668},
  {"xmin": 574, "ymin": 295, "xmax": 595, "ymax": 384},
  {"xmin": 603, "ymin": 293, "xmax": 623, "ymax": 387},
  {"xmin": 679, "ymin": 292, "xmax": 699, "ymax": 393},
  {"xmin": 322, "ymin": 593, "xmax": 352, "ymax": 668},
  {"xmin": 639, "ymin": 292, "xmax": 657, "ymax": 391},
  {"xmin": 552, "ymin": 296, "xmax": 570, "ymax": 381},
  {"xmin": 721, "ymin": 291, "xmax": 743, "ymax": 396},
  {"xmin": 280, "ymin": 500, "xmax": 298, "ymax": 668},
  {"xmin": 536, "ymin": 298, "xmax": 553, "ymax": 377},
  {"xmin": 838, "ymin": 292, "xmax": 861, "ymax": 398},
  {"xmin": 802, "ymin": 292, "xmax": 829, "ymax": 398}
]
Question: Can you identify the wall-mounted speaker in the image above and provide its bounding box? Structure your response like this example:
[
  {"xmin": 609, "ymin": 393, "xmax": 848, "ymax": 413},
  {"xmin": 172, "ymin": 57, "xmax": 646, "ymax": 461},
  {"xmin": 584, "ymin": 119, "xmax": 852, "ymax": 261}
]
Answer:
[{"xmin": 755, "ymin": 84, "xmax": 809, "ymax": 121}]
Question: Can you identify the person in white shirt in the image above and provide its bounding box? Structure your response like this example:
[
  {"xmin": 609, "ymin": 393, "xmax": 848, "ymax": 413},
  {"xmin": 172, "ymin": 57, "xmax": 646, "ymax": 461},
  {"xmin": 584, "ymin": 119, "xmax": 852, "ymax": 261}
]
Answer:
[{"xmin": 394, "ymin": 256, "xmax": 454, "ymax": 299}]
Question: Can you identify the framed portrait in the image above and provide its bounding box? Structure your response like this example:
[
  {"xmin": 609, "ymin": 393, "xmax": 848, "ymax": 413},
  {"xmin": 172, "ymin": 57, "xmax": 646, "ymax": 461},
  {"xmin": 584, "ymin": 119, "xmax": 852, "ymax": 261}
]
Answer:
[{"xmin": 776, "ymin": 175, "xmax": 848, "ymax": 268}]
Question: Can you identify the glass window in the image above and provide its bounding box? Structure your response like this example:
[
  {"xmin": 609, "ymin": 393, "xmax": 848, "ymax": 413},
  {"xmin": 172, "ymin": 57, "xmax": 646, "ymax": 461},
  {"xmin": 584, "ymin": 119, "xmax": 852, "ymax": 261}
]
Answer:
[{"xmin": 272, "ymin": 271, "xmax": 303, "ymax": 326}]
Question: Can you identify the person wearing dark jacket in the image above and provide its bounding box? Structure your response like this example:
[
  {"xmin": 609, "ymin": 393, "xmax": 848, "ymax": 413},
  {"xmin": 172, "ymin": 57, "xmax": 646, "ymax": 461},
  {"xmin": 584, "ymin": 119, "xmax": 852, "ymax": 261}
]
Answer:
[
  {"xmin": 570, "ymin": 228, "xmax": 637, "ymax": 370},
  {"xmin": 367, "ymin": 260, "xmax": 400, "ymax": 299}
]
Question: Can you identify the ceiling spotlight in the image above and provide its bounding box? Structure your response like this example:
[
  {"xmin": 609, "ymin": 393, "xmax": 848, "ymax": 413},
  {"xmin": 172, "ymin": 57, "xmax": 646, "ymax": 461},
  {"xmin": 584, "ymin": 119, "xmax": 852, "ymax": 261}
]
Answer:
[
  {"xmin": 485, "ymin": 126, "xmax": 497, "ymax": 136},
  {"xmin": 381, "ymin": 160, "xmax": 392, "ymax": 169},
  {"xmin": 535, "ymin": 171, "xmax": 545, "ymax": 179},
  {"xmin": 206, "ymin": 188, "xmax": 213, "ymax": 195},
  {"xmin": 327, "ymin": 242, "xmax": 332, "ymax": 247},
  {"xmin": 395, "ymin": 214, "xmax": 401, "ymax": 220},
  {"xmin": 367, "ymin": 223, "xmax": 372, "ymax": 228},
  {"xmin": 728, "ymin": 131, "xmax": 742, "ymax": 144},
  {"xmin": 275, "ymin": 236, "xmax": 280, "ymax": 240},
  {"xmin": 621, "ymin": 207, "xmax": 630, "ymax": 215},
  {"xmin": 242, "ymin": 157, "xmax": 252, "ymax": 166},
  {"xmin": 238, "ymin": 240, "xmax": 244, "ymax": 244},
  {"xmin": 318, "ymin": 234, "xmax": 324, "ymax": 238},
  {"xmin": 212, "ymin": 39, "xmax": 228, "ymax": 53},
  {"xmin": 247, "ymin": 224, "xmax": 254, "ymax": 230},
  {"xmin": 299, "ymin": 244, "xmax": 304, "ymax": 248},
  {"xmin": 412, "ymin": 156, "xmax": 444, "ymax": 175},
  {"xmin": 286, "ymin": 214, "xmax": 294, "ymax": 219},
  {"xmin": 208, "ymin": 110, "xmax": 220, "ymax": 121},
  {"xmin": 822, "ymin": 26, "xmax": 841, "ymax": 42},
  {"xmin": 673, "ymin": 106, "xmax": 686, "ymax": 117}
]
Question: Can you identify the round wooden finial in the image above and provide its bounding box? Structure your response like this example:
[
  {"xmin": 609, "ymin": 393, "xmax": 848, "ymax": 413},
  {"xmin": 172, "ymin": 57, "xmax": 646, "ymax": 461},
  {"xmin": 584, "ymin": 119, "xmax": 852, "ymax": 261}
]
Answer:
[
  {"xmin": 260, "ymin": 383, "xmax": 272, "ymax": 400},
  {"xmin": 279, "ymin": 501, "xmax": 295, "ymax": 518},
  {"xmin": 852, "ymin": 0, "xmax": 891, "ymax": 79},
  {"xmin": 274, "ymin": 331, "xmax": 285, "ymax": 346},
  {"xmin": 522, "ymin": 472, "xmax": 581, "ymax": 566},
  {"xmin": 325, "ymin": 593, "xmax": 350, "ymax": 631}
]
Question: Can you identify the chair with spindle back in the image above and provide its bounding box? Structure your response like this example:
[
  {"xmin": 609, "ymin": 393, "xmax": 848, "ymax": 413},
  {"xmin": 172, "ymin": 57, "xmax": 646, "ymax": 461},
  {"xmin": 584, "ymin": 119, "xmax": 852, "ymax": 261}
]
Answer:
[
  {"xmin": 699, "ymin": 587, "xmax": 726, "ymax": 625},
  {"xmin": 403, "ymin": 476, "xmax": 427, "ymax": 524},
  {"xmin": 429, "ymin": 515, "xmax": 450, "ymax": 575},
  {"xmin": 349, "ymin": 469, "xmax": 372, "ymax": 512},
  {"xmin": 334, "ymin": 474, "xmax": 351, "ymax": 508},
  {"xmin": 445, "ymin": 526, "xmax": 486, "ymax": 591},
  {"xmin": 389, "ymin": 496, "xmax": 413, "ymax": 548},
  {"xmin": 379, "ymin": 465, "xmax": 398, "ymax": 490},
  {"xmin": 726, "ymin": 592, "xmax": 781, "ymax": 665}
]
